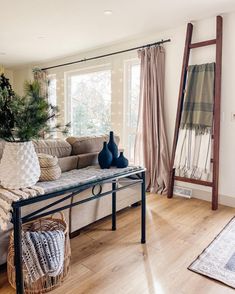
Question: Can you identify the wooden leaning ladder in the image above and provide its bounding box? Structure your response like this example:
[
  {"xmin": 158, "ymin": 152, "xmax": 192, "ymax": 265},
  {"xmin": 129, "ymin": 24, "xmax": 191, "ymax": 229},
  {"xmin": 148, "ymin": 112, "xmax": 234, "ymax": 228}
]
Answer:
[{"xmin": 167, "ymin": 16, "xmax": 223, "ymax": 210}]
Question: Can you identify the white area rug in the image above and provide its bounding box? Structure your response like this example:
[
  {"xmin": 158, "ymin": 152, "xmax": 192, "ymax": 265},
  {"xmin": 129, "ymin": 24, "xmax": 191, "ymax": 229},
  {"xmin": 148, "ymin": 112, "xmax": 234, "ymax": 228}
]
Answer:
[{"xmin": 189, "ymin": 217, "xmax": 235, "ymax": 289}]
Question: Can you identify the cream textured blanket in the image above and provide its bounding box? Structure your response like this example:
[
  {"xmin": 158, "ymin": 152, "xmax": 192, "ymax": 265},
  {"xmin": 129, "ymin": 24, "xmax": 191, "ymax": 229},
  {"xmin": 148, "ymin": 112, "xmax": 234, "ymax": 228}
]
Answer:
[{"xmin": 0, "ymin": 186, "xmax": 44, "ymax": 231}]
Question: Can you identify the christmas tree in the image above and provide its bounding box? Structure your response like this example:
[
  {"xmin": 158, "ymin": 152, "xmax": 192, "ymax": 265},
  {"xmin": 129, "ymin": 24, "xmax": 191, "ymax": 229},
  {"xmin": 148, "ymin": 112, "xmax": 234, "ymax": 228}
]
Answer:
[
  {"xmin": 0, "ymin": 74, "xmax": 70, "ymax": 142},
  {"xmin": 0, "ymin": 74, "xmax": 15, "ymax": 140}
]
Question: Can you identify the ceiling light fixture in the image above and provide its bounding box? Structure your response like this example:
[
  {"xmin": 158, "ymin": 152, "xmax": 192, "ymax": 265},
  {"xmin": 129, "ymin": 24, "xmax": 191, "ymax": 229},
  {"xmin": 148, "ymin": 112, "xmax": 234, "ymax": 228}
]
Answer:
[
  {"xmin": 104, "ymin": 10, "xmax": 112, "ymax": 15},
  {"xmin": 37, "ymin": 35, "xmax": 46, "ymax": 39}
]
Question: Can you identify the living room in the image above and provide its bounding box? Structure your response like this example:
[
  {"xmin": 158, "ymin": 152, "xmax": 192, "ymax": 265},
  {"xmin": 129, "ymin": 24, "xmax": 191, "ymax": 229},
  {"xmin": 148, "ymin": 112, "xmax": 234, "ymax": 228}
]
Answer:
[{"xmin": 1, "ymin": 1, "xmax": 235, "ymax": 293}]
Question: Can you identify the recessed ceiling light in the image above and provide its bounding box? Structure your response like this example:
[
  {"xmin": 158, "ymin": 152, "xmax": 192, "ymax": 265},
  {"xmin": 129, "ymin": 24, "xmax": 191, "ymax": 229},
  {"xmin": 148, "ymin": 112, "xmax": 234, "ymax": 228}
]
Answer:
[
  {"xmin": 37, "ymin": 35, "xmax": 46, "ymax": 39},
  {"xmin": 104, "ymin": 10, "xmax": 112, "ymax": 15}
]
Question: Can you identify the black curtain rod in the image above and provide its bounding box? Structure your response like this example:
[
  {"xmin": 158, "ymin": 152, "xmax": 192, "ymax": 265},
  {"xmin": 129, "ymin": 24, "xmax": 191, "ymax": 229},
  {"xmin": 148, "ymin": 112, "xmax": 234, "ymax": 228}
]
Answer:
[{"xmin": 42, "ymin": 38, "xmax": 171, "ymax": 71}]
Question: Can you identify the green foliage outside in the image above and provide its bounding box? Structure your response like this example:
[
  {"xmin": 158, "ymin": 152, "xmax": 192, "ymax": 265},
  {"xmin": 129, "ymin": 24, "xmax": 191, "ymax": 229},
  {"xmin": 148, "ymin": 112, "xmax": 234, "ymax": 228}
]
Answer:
[{"xmin": 71, "ymin": 69, "xmax": 111, "ymax": 136}]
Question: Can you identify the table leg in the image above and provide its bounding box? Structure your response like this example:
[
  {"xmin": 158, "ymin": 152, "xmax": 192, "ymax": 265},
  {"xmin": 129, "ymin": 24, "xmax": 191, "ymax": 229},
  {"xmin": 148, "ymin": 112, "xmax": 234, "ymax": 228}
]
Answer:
[
  {"xmin": 141, "ymin": 172, "xmax": 146, "ymax": 244},
  {"xmin": 13, "ymin": 206, "xmax": 24, "ymax": 294},
  {"xmin": 112, "ymin": 181, "xmax": 116, "ymax": 231}
]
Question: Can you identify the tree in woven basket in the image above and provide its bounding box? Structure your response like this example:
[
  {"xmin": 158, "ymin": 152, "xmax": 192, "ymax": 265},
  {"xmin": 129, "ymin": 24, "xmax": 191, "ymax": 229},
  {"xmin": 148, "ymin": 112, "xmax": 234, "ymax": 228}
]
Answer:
[{"xmin": 0, "ymin": 74, "xmax": 70, "ymax": 189}]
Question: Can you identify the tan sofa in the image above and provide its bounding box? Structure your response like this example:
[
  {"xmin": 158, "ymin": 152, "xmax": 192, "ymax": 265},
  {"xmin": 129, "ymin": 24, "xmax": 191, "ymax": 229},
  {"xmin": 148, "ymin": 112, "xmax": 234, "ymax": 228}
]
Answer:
[{"xmin": 0, "ymin": 135, "xmax": 141, "ymax": 265}]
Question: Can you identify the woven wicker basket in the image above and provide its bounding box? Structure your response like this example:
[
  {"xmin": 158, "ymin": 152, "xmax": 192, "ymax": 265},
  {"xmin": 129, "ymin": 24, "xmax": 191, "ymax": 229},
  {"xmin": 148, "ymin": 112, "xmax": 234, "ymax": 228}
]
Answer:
[
  {"xmin": 38, "ymin": 154, "xmax": 58, "ymax": 168},
  {"xmin": 39, "ymin": 165, "xmax": 61, "ymax": 182},
  {"xmin": 7, "ymin": 213, "xmax": 71, "ymax": 294}
]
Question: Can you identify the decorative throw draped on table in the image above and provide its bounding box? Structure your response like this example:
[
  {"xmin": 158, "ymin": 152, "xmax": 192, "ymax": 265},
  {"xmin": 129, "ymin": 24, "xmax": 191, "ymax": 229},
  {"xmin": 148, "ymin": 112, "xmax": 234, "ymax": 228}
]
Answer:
[
  {"xmin": 0, "ymin": 186, "xmax": 45, "ymax": 231},
  {"xmin": 174, "ymin": 63, "xmax": 215, "ymax": 180}
]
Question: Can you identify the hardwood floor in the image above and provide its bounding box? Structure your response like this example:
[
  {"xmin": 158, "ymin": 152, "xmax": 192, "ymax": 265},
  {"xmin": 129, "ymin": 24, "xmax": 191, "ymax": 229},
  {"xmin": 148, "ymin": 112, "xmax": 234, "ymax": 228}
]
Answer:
[{"xmin": 1, "ymin": 194, "xmax": 235, "ymax": 294}]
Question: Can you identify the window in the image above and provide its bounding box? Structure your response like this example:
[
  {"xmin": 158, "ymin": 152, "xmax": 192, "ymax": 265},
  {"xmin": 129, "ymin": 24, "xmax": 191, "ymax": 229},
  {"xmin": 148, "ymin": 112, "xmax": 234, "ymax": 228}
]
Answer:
[
  {"xmin": 124, "ymin": 60, "xmax": 140, "ymax": 163},
  {"xmin": 48, "ymin": 74, "xmax": 57, "ymax": 106},
  {"xmin": 67, "ymin": 66, "xmax": 111, "ymax": 136},
  {"xmin": 47, "ymin": 74, "xmax": 57, "ymax": 138}
]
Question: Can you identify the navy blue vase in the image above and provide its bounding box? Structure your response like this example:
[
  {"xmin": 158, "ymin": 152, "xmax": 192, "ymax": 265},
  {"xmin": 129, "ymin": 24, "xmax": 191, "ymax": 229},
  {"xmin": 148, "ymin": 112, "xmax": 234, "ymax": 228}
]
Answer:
[
  {"xmin": 108, "ymin": 131, "xmax": 118, "ymax": 166},
  {"xmin": 116, "ymin": 152, "xmax": 129, "ymax": 168},
  {"xmin": 98, "ymin": 142, "xmax": 113, "ymax": 169}
]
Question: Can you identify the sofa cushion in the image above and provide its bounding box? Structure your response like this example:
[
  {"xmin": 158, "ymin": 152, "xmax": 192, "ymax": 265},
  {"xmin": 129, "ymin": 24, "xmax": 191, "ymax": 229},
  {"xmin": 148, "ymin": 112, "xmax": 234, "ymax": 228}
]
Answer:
[
  {"xmin": 77, "ymin": 152, "xmax": 99, "ymax": 169},
  {"xmin": 58, "ymin": 156, "xmax": 79, "ymax": 172},
  {"xmin": 33, "ymin": 139, "xmax": 72, "ymax": 158},
  {"xmin": 66, "ymin": 135, "xmax": 120, "ymax": 155}
]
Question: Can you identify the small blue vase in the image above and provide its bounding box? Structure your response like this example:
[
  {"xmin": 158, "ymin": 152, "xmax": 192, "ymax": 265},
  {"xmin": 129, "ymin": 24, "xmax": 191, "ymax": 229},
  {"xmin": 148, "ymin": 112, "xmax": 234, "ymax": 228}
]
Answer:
[
  {"xmin": 108, "ymin": 131, "xmax": 118, "ymax": 166},
  {"xmin": 116, "ymin": 152, "xmax": 129, "ymax": 168},
  {"xmin": 98, "ymin": 142, "xmax": 113, "ymax": 169}
]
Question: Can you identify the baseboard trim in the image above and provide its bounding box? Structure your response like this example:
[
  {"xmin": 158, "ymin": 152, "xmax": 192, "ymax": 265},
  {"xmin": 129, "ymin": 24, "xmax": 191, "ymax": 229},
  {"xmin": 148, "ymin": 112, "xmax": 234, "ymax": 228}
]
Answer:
[{"xmin": 189, "ymin": 188, "xmax": 235, "ymax": 208}]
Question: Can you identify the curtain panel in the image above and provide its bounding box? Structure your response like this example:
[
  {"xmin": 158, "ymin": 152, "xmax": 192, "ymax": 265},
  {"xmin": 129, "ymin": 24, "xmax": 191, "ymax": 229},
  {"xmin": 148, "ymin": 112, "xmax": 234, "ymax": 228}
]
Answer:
[{"xmin": 134, "ymin": 46, "xmax": 170, "ymax": 194}]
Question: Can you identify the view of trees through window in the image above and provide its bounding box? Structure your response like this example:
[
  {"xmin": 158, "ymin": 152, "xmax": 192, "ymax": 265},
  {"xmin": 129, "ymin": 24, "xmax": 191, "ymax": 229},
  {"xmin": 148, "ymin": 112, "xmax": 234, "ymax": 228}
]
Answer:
[{"xmin": 69, "ymin": 68, "xmax": 111, "ymax": 136}]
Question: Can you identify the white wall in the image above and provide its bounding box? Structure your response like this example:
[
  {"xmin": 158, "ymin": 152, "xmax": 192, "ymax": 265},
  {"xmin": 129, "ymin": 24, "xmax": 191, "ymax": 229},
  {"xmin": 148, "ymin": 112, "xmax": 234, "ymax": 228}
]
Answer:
[
  {"xmin": 13, "ymin": 67, "xmax": 33, "ymax": 96},
  {"xmin": 1, "ymin": 68, "xmax": 14, "ymax": 86},
  {"xmin": 11, "ymin": 12, "xmax": 235, "ymax": 203}
]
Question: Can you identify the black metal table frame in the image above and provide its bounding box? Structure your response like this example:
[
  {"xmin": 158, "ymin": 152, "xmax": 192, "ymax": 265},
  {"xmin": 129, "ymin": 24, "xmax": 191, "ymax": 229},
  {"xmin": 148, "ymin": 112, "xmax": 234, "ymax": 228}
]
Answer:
[{"xmin": 11, "ymin": 168, "xmax": 146, "ymax": 294}]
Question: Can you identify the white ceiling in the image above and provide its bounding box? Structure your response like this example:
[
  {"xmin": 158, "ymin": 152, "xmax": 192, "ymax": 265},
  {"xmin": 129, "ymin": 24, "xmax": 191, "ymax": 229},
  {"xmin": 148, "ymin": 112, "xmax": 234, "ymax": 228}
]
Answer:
[{"xmin": 0, "ymin": 0, "xmax": 234, "ymax": 68}]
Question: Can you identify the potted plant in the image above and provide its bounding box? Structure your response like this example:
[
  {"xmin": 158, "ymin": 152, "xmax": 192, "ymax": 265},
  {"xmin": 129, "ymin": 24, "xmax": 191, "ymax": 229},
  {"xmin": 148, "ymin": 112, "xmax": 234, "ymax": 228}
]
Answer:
[{"xmin": 0, "ymin": 74, "xmax": 69, "ymax": 189}]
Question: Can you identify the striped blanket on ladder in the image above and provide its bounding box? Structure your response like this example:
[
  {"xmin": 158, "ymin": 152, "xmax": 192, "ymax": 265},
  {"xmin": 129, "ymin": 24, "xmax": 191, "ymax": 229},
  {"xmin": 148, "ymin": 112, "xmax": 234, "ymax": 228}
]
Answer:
[{"xmin": 174, "ymin": 63, "xmax": 215, "ymax": 180}]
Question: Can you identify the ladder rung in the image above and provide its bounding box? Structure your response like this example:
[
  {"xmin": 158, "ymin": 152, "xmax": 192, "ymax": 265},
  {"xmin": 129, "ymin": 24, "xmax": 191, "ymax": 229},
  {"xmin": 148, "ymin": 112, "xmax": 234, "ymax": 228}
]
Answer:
[
  {"xmin": 189, "ymin": 39, "xmax": 216, "ymax": 49},
  {"xmin": 174, "ymin": 176, "xmax": 213, "ymax": 187}
]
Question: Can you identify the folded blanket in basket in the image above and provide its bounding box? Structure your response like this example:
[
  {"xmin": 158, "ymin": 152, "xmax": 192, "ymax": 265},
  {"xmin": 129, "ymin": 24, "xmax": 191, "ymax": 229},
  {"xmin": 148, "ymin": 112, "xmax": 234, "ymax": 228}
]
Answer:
[
  {"xmin": 22, "ymin": 230, "xmax": 65, "ymax": 282},
  {"xmin": 0, "ymin": 186, "xmax": 45, "ymax": 231}
]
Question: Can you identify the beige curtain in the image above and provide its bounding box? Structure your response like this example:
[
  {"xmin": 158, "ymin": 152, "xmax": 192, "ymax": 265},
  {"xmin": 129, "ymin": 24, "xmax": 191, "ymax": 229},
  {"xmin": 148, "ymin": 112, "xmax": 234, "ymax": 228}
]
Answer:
[
  {"xmin": 33, "ymin": 68, "xmax": 49, "ymax": 100},
  {"xmin": 134, "ymin": 46, "xmax": 170, "ymax": 194}
]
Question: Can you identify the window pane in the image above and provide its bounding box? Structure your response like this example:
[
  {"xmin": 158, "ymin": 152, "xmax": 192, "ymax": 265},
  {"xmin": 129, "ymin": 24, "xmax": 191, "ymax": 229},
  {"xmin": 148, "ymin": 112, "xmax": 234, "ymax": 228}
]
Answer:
[
  {"xmin": 129, "ymin": 64, "xmax": 140, "ymax": 129},
  {"xmin": 48, "ymin": 75, "xmax": 57, "ymax": 106},
  {"xmin": 47, "ymin": 75, "xmax": 57, "ymax": 138},
  {"xmin": 124, "ymin": 61, "xmax": 140, "ymax": 163},
  {"xmin": 128, "ymin": 133, "xmax": 136, "ymax": 163},
  {"xmin": 69, "ymin": 69, "xmax": 111, "ymax": 136}
]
